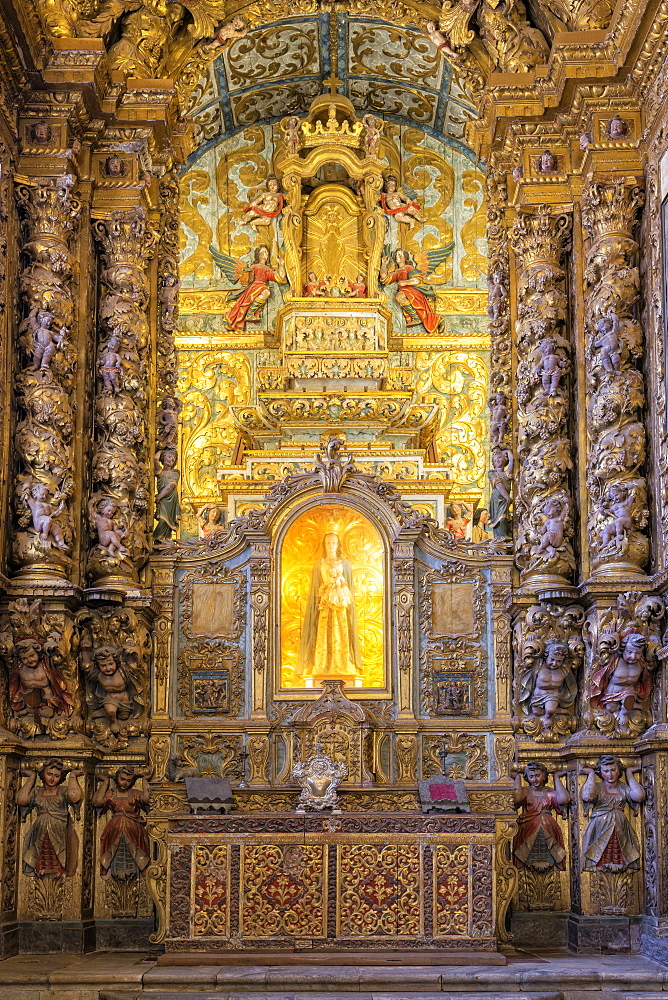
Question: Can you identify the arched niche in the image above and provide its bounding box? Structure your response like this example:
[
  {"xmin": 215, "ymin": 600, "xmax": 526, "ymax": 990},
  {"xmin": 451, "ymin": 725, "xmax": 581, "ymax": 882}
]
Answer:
[{"xmin": 269, "ymin": 488, "xmax": 397, "ymax": 700}]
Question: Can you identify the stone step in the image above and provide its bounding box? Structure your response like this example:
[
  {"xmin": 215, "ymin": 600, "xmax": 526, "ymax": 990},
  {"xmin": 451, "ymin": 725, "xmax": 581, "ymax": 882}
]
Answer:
[{"xmin": 101, "ymin": 993, "xmax": 565, "ymax": 1000}]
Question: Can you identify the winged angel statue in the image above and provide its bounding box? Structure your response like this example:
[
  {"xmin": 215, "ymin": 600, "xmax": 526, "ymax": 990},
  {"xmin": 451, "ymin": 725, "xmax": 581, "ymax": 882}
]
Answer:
[
  {"xmin": 50, "ymin": 0, "xmax": 248, "ymax": 82},
  {"xmin": 438, "ymin": 0, "xmax": 549, "ymax": 74},
  {"xmin": 380, "ymin": 243, "xmax": 454, "ymax": 336}
]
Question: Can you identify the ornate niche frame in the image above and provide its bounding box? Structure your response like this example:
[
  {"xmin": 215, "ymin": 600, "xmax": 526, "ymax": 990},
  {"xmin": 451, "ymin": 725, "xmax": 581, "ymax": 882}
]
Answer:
[
  {"xmin": 177, "ymin": 561, "xmax": 246, "ymax": 718},
  {"xmin": 419, "ymin": 559, "xmax": 488, "ymax": 718},
  {"xmin": 271, "ymin": 491, "xmax": 393, "ymax": 701}
]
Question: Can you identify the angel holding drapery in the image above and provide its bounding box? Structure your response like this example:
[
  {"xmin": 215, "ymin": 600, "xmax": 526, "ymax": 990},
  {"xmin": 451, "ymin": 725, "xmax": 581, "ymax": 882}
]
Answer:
[
  {"xmin": 209, "ymin": 243, "xmax": 287, "ymax": 332},
  {"xmin": 380, "ymin": 244, "xmax": 454, "ymax": 336}
]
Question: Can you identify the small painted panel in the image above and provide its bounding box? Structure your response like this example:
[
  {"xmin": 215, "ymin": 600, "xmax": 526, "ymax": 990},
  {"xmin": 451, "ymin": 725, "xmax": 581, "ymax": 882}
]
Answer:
[
  {"xmin": 434, "ymin": 671, "xmax": 473, "ymax": 715},
  {"xmin": 191, "ymin": 669, "xmax": 230, "ymax": 714}
]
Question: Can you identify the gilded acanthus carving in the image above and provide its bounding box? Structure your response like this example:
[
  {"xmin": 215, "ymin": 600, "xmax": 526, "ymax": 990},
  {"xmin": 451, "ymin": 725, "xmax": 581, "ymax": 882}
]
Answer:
[
  {"xmin": 511, "ymin": 207, "xmax": 574, "ymax": 588},
  {"xmin": 515, "ymin": 603, "xmax": 584, "ymax": 741},
  {"xmin": 583, "ymin": 591, "xmax": 664, "ymax": 738},
  {"xmin": 439, "ymin": 0, "xmax": 549, "ymax": 74},
  {"xmin": 13, "ymin": 176, "xmax": 80, "ymax": 581},
  {"xmin": 581, "ymin": 178, "xmax": 648, "ymax": 577},
  {"xmin": 0, "ymin": 599, "xmax": 79, "ymax": 739},
  {"xmin": 90, "ymin": 208, "xmax": 157, "ymax": 587},
  {"xmin": 76, "ymin": 607, "xmax": 151, "ymax": 747}
]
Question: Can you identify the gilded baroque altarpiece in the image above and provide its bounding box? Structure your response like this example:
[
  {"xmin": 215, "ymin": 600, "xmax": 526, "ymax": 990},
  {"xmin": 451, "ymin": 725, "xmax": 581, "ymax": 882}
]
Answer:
[{"xmin": 0, "ymin": 0, "xmax": 666, "ymax": 961}]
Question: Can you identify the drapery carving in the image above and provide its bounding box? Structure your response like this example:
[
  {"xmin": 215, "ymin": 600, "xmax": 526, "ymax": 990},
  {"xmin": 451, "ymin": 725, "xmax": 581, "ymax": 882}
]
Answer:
[
  {"xmin": 89, "ymin": 208, "xmax": 157, "ymax": 588},
  {"xmin": 510, "ymin": 206, "xmax": 574, "ymax": 589},
  {"xmin": 581, "ymin": 177, "xmax": 648, "ymax": 577}
]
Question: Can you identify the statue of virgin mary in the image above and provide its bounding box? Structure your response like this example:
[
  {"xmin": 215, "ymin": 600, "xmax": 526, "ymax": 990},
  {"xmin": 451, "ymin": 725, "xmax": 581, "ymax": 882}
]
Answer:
[{"xmin": 297, "ymin": 532, "xmax": 363, "ymax": 687}]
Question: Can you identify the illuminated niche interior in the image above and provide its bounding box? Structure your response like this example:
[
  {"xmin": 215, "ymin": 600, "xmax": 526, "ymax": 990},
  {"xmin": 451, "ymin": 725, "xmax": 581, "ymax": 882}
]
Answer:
[{"xmin": 279, "ymin": 503, "xmax": 385, "ymax": 690}]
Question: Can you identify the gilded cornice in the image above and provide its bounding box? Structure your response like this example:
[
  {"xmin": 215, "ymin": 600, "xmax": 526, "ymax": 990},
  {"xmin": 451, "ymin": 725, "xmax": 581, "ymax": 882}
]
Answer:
[{"xmin": 467, "ymin": 0, "xmax": 660, "ymax": 159}]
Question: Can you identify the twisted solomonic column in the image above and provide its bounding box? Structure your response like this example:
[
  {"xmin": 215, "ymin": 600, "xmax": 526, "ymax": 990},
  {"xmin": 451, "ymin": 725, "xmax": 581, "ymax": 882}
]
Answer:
[
  {"xmin": 510, "ymin": 206, "xmax": 575, "ymax": 592},
  {"xmin": 89, "ymin": 208, "xmax": 157, "ymax": 589},
  {"xmin": 13, "ymin": 176, "xmax": 81, "ymax": 584},
  {"xmin": 582, "ymin": 177, "xmax": 648, "ymax": 577}
]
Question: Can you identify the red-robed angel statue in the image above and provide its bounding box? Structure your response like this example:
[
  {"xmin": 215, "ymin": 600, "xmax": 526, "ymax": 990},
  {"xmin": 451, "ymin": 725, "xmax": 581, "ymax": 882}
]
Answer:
[
  {"xmin": 380, "ymin": 243, "xmax": 454, "ymax": 336},
  {"xmin": 209, "ymin": 243, "xmax": 287, "ymax": 332}
]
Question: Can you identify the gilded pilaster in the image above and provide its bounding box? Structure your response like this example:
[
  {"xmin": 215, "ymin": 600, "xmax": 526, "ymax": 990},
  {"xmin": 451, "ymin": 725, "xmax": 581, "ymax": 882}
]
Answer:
[
  {"xmin": 88, "ymin": 208, "xmax": 157, "ymax": 591},
  {"xmin": 510, "ymin": 207, "xmax": 575, "ymax": 592},
  {"xmin": 581, "ymin": 176, "xmax": 647, "ymax": 578}
]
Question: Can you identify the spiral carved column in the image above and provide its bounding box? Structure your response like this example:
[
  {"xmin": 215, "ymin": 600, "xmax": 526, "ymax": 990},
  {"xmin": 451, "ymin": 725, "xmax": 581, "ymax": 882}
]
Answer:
[
  {"xmin": 12, "ymin": 176, "xmax": 81, "ymax": 585},
  {"xmin": 581, "ymin": 177, "xmax": 648, "ymax": 577},
  {"xmin": 510, "ymin": 206, "xmax": 575, "ymax": 592},
  {"xmin": 88, "ymin": 208, "xmax": 157, "ymax": 590}
]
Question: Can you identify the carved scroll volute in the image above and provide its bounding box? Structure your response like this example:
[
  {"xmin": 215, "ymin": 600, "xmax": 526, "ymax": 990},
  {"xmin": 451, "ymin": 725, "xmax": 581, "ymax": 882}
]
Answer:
[
  {"xmin": 510, "ymin": 206, "xmax": 575, "ymax": 591},
  {"xmin": 12, "ymin": 176, "xmax": 81, "ymax": 582},
  {"xmin": 89, "ymin": 208, "xmax": 158, "ymax": 589},
  {"xmin": 581, "ymin": 177, "xmax": 648, "ymax": 578}
]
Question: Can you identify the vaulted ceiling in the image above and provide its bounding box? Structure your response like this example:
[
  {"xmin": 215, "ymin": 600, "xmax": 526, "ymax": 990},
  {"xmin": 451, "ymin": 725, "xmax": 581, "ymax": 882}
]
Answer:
[{"xmin": 185, "ymin": 14, "xmax": 477, "ymax": 166}]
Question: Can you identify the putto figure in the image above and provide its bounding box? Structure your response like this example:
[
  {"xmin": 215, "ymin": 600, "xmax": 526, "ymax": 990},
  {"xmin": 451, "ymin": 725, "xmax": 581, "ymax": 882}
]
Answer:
[
  {"xmin": 25, "ymin": 484, "xmax": 69, "ymax": 551},
  {"xmin": 519, "ymin": 639, "xmax": 580, "ymax": 738},
  {"xmin": 93, "ymin": 767, "xmax": 151, "ymax": 878},
  {"xmin": 581, "ymin": 756, "xmax": 644, "ymax": 873},
  {"xmin": 587, "ymin": 592, "xmax": 663, "ymax": 738},
  {"xmin": 422, "ymin": 18, "xmax": 458, "ymax": 57},
  {"xmin": 591, "ymin": 631, "xmax": 652, "ymax": 732},
  {"xmin": 17, "ymin": 759, "xmax": 83, "ymax": 876},
  {"xmin": 379, "ymin": 175, "xmax": 426, "ymax": 228},
  {"xmin": 83, "ymin": 642, "xmax": 144, "ymax": 744},
  {"xmin": 511, "ymin": 762, "xmax": 570, "ymax": 871},
  {"xmin": 516, "ymin": 602, "xmax": 585, "ymax": 740},
  {"xmin": 9, "ymin": 637, "xmax": 74, "ymax": 731},
  {"xmin": 242, "ymin": 176, "xmax": 285, "ymax": 232}
]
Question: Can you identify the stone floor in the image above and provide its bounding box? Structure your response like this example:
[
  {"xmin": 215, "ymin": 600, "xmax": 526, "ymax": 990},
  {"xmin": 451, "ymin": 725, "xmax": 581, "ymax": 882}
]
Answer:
[{"xmin": 1, "ymin": 952, "xmax": 668, "ymax": 1000}]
